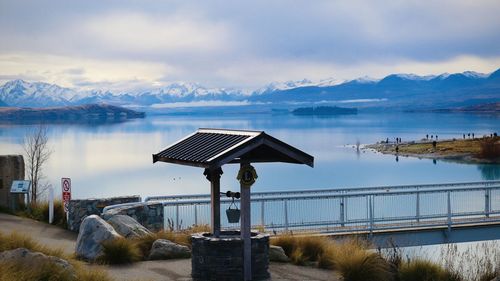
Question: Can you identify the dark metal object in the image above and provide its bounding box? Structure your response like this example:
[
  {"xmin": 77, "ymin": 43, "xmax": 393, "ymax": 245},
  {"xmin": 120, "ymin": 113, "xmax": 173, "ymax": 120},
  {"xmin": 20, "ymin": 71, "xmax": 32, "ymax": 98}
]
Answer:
[{"xmin": 152, "ymin": 128, "xmax": 314, "ymax": 168}]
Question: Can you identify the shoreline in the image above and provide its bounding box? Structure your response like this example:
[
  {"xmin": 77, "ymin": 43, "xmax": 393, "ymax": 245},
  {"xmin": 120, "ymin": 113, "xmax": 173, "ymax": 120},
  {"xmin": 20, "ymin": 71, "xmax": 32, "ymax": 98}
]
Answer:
[{"xmin": 364, "ymin": 137, "xmax": 500, "ymax": 164}]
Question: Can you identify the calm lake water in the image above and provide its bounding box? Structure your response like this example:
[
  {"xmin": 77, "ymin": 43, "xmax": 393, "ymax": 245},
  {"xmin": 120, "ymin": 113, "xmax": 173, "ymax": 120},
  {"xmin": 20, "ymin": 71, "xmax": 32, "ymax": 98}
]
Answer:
[{"xmin": 1, "ymin": 112, "xmax": 499, "ymax": 199}]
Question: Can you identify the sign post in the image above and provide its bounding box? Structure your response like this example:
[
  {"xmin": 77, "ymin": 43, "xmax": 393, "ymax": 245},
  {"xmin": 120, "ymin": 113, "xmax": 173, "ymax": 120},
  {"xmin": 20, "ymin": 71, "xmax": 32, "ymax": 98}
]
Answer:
[
  {"xmin": 61, "ymin": 178, "xmax": 71, "ymax": 214},
  {"xmin": 10, "ymin": 180, "xmax": 31, "ymax": 211},
  {"xmin": 48, "ymin": 187, "xmax": 54, "ymax": 224},
  {"xmin": 237, "ymin": 163, "xmax": 257, "ymax": 281}
]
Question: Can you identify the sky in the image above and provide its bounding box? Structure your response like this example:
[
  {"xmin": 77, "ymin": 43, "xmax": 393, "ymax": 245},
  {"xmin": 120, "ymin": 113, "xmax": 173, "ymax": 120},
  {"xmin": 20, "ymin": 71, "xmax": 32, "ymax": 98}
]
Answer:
[{"xmin": 0, "ymin": 0, "xmax": 499, "ymax": 91}]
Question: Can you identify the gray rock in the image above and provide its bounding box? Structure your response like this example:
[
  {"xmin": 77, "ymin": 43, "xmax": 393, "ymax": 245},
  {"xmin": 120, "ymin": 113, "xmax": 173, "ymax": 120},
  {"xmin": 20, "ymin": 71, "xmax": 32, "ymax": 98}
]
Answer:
[
  {"xmin": 106, "ymin": 215, "xmax": 151, "ymax": 238},
  {"xmin": 75, "ymin": 214, "xmax": 122, "ymax": 261},
  {"xmin": 148, "ymin": 239, "xmax": 191, "ymax": 260},
  {"xmin": 269, "ymin": 245, "xmax": 289, "ymax": 262},
  {"xmin": 0, "ymin": 248, "xmax": 75, "ymax": 274}
]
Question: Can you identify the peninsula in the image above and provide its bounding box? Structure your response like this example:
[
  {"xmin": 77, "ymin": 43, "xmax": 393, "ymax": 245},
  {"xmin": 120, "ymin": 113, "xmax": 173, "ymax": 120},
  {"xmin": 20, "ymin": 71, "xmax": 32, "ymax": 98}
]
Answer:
[{"xmin": 366, "ymin": 136, "xmax": 500, "ymax": 164}]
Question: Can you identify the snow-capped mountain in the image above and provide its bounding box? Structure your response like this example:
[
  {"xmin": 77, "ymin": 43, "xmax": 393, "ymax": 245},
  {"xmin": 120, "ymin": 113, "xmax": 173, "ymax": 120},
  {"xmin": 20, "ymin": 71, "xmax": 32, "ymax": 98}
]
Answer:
[
  {"xmin": 0, "ymin": 79, "xmax": 79, "ymax": 107},
  {"xmin": 0, "ymin": 68, "xmax": 498, "ymax": 109}
]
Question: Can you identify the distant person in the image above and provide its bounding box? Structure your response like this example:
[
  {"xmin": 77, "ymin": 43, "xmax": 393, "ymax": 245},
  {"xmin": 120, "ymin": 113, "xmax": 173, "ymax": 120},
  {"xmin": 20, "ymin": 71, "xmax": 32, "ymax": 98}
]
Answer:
[
  {"xmin": 472, "ymin": 133, "xmax": 475, "ymax": 139},
  {"xmin": 463, "ymin": 134, "xmax": 465, "ymax": 139},
  {"xmin": 426, "ymin": 134, "xmax": 429, "ymax": 140},
  {"xmin": 431, "ymin": 135, "xmax": 433, "ymax": 139},
  {"xmin": 436, "ymin": 135, "xmax": 438, "ymax": 141},
  {"xmin": 495, "ymin": 133, "xmax": 498, "ymax": 137},
  {"xmin": 386, "ymin": 138, "xmax": 389, "ymax": 144},
  {"xmin": 468, "ymin": 133, "xmax": 470, "ymax": 138}
]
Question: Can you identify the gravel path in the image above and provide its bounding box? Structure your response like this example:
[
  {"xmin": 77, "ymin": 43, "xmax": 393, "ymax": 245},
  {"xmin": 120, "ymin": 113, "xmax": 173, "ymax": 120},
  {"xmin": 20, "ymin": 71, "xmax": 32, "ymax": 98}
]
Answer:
[{"xmin": 0, "ymin": 213, "xmax": 339, "ymax": 280}]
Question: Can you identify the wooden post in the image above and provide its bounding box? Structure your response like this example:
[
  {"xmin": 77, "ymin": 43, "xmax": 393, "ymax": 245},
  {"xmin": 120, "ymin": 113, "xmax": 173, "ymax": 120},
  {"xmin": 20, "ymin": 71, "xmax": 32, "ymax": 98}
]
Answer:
[
  {"xmin": 239, "ymin": 163, "xmax": 254, "ymax": 281},
  {"xmin": 208, "ymin": 168, "xmax": 222, "ymax": 237}
]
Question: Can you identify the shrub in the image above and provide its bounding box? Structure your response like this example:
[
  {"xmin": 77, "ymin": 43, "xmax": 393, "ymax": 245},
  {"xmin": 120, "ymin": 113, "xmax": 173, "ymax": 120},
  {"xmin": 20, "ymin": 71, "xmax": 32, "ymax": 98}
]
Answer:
[
  {"xmin": 399, "ymin": 259, "xmax": 448, "ymax": 281},
  {"xmin": 99, "ymin": 238, "xmax": 141, "ymax": 264},
  {"xmin": 0, "ymin": 231, "xmax": 113, "ymax": 281},
  {"xmin": 332, "ymin": 239, "xmax": 392, "ymax": 281},
  {"xmin": 133, "ymin": 230, "xmax": 192, "ymax": 259},
  {"xmin": 0, "ymin": 260, "xmax": 75, "ymax": 281},
  {"xmin": 19, "ymin": 200, "xmax": 67, "ymax": 227},
  {"xmin": 0, "ymin": 231, "xmax": 65, "ymax": 259},
  {"xmin": 477, "ymin": 137, "xmax": 500, "ymax": 159},
  {"xmin": 271, "ymin": 234, "xmax": 297, "ymax": 258}
]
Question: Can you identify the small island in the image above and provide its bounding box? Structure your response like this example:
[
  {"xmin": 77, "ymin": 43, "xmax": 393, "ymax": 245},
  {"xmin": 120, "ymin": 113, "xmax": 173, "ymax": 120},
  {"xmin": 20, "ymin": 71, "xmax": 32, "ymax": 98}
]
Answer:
[
  {"xmin": 292, "ymin": 106, "xmax": 357, "ymax": 116},
  {"xmin": 0, "ymin": 103, "xmax": 145, "ymax": 123},
  {"xmin": 366, "ymin": 135, "xmax": 500, "ymax": 164}
]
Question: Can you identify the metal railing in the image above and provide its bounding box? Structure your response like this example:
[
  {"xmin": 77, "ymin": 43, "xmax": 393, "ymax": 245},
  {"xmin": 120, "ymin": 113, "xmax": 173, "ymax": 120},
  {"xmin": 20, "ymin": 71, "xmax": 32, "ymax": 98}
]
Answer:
[{"xmin": 155, "ymin": 181, "xmax": 500, "ymax": 234}]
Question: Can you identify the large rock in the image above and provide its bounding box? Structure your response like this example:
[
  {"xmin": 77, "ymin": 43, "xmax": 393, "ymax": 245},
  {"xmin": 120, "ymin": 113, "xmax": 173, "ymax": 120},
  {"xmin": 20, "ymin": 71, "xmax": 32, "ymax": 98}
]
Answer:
[
  {"xmin": 106, "ymin": 215, "xmax": 151, "ymax": 238},
  {"xmin": 0, "ymin": 248, "xmax": 74, "ymax": 275},
  {"xmin": 148, "ymin": 239, "xmax": 191, "ymax": 260},
  {"xmin": 269, "ymin": 245, "xmax": 289, "ymax": 262},
  {"xmin": 75, "ymin": 214, "xmax": 122, "ymax": 261}
]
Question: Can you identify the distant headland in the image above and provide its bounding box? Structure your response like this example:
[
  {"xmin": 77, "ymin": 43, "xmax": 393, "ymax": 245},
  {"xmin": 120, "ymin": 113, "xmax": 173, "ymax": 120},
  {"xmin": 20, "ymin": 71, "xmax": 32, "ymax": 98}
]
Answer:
[{"xmin": 0, "ymin": 104, "xmax": 145, "ymax": 123}]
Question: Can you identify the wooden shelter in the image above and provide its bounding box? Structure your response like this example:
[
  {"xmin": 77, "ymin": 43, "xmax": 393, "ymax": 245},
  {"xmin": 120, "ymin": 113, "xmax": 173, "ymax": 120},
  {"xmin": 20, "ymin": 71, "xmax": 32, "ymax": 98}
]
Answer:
[{"xmin": 153, "ymin": 128, "xmax": 313, "ymax": 280}]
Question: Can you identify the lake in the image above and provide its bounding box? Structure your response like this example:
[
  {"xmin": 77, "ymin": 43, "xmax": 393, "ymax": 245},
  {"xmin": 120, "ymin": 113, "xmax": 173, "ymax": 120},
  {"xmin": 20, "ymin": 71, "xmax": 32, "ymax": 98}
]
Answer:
[{"xmin": 1, "ymin": 112, "xmax": 499, "ymax": 200}]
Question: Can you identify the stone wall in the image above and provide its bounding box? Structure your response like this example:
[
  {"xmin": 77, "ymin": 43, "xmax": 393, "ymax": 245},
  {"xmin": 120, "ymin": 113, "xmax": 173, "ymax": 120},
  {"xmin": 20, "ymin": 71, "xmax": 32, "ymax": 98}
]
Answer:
[
  {"xmin": 0, "ymin": 155, "xmax": 25, "ymax": 210},
  {"xmin": 191, "ymin": 231, "xmax": 270, "ymax": 281},
  {"xmin": 67, "ymin": 196, "xmax": 140, "ymax": 232},
  {"xmin": 102, "ymin": 202, "xmax": 164, "ymax": 232}
]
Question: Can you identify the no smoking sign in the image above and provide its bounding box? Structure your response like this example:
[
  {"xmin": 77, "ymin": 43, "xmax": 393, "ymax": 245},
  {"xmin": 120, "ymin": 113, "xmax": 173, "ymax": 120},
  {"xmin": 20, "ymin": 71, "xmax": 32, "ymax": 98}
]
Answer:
[{"xmin": 61, "ymin": 178, "xmax": 71, "ymax": 212}]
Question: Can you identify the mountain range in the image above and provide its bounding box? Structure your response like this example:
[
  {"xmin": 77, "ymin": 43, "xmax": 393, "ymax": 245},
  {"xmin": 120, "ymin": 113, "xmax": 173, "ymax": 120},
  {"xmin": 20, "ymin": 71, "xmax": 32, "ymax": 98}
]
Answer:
[{"xmin": 1, "ymin": 69, "xmax": 499, "ymax": 110}]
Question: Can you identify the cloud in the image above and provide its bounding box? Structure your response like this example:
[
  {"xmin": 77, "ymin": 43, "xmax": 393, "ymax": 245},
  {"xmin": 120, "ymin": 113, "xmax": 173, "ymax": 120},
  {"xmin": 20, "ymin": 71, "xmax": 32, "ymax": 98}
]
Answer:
[{"xmin": 0, "ymin": 0, "xmax": 499, "ymax": 89}]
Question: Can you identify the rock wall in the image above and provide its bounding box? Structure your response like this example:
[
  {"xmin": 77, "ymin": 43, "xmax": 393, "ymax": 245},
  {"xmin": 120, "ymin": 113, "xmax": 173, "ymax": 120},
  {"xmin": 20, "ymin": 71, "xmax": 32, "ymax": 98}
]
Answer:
[
  {"xmin": 0, "ymin": 155, "xmax": 25, "ymax": 210},
  {"xmin": 102, "ymin": 202, "xmax": 164, "ymax": 232},
  {"xmin": 191, "ymin": 231, "xmax": 270, "ymax": 281},
  {"xmin": 67, "ymin": 196, "xmax": 140, "ymax": 232}
]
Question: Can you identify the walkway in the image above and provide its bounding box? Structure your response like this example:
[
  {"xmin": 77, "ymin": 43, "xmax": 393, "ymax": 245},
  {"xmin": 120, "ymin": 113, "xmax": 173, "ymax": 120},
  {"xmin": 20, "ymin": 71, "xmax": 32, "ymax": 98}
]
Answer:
[{"xmin": 0, "ymin": 213, "xmax": 338, "ymax": 281}]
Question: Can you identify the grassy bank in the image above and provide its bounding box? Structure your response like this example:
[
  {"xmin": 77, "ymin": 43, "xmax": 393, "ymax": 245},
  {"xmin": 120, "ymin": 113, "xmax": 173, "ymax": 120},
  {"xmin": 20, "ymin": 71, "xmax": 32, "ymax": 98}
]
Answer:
[
  {"xmin": 367, "ymin": 136, "xmax": 500, "ymax": 163},
  {"xmin": 271, "ymin": 235, "xmax": 499, "ymax": 281},
  {"xmin": 0, "ymin": 231, "xmax": 112, "ymax": 281}
]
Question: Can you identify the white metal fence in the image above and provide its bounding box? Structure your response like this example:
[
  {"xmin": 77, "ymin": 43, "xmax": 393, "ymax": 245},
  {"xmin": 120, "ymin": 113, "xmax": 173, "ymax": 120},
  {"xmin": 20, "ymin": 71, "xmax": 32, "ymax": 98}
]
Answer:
[{"xmin": 145, "ymin": 181, "xmax": 500, "ymax": 234}]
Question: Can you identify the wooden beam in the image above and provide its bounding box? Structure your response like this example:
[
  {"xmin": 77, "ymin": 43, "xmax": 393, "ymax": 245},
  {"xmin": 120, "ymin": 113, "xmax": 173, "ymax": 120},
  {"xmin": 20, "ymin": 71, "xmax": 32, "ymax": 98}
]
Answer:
[
  {"xmin": 208, "ymin": 168, "xmax": 222, "ymax": 237},
  {"xmin": 240, "ymin": 162, "xmax": 253, "ymax": 281}
]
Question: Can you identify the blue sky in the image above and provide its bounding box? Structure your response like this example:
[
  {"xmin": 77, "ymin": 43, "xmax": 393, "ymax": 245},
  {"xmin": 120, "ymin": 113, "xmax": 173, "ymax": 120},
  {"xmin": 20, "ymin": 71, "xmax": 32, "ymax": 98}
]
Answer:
[{"xmin": 0, "ymin": 0, "xmax": 499, "ymax": 91}]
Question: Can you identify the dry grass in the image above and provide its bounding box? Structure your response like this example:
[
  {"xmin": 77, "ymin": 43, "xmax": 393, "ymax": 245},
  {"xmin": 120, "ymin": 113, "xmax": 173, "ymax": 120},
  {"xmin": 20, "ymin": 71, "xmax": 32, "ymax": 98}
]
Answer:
[
  {"xmin": 0, "ymin": 230, "xmax": 113, "ymax": 281},
  {"xmin": 372, "ymin": 137, "xmax": 500, "ymax": 161},
  {"xmin": 332, "ymin": 239, "xmax": 392, "ymax": 281},
  {"xmin": 271, "ymin": 235, "xmax": 330, "ymax": 265},
  {"xmin": 399, "ymin": 259, "xmax": 449, "ymax": 281},
  {"xmin": 19, "ymin": 200, "xmax": 67, "ymax": 227},
  {"xmin": 99, "ymin": 238, "xmax": 141, "ymax": 265}
]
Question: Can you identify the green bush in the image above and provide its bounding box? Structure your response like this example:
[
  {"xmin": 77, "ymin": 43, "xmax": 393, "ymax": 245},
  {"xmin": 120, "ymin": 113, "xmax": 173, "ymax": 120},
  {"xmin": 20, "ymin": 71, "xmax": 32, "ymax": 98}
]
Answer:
[{"xmin": 99, "ymin": 238, "xmax": 141, "ymax": 265}]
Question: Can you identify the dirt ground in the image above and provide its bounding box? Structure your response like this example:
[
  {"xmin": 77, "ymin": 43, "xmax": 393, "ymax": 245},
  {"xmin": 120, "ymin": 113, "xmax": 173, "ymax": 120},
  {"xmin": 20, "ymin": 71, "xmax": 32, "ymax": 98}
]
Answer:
[{"xmin": 0, "ymin": 213, "xmax": 339, "ymax": 281}]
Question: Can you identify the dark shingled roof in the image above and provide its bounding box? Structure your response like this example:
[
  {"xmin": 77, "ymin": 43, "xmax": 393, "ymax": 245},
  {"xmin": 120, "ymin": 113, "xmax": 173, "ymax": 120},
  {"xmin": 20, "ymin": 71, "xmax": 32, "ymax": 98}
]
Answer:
[{"xmin": 153, "ymin": 128, "xmax": 314, "ymax": 168}]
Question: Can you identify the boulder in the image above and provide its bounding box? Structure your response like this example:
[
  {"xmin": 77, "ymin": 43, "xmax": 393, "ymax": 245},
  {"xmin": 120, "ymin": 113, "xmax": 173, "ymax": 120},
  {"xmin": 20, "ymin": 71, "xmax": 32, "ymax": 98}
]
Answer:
[
  {"xmin": 106, "ymin": 215, "xmax": 151, "ymax": 238},
  {"xmin": 75, "ymin": 214, "xmax": 122, "ymax": 261},
  {"xmin": 269, "ymin": 245, "xmax": 289, "ymax": 262},
  {"xmin": 148, "ymin": 239, "xmax": 191, "ymax": 260},
  {"xmin": 0, "ymin": 248, "xmax": 75, "ymax": 275}
]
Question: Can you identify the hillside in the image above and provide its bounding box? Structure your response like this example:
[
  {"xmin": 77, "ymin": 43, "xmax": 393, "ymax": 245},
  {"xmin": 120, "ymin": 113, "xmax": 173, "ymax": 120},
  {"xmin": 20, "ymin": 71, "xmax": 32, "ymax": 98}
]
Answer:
[
  {"xmin": 0, "ymin": 68, "xmax": 499, "ymax": 110},
  {"xmin": 0, "ymin": 104, "xmax": 145, "ymax": 122}
]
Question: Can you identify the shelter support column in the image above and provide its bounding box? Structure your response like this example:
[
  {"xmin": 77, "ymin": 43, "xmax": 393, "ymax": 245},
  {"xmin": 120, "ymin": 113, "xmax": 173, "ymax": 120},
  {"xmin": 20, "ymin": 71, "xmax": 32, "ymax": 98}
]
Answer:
[
  {"xmin": 206, "ymin": 167, "xmax": 222, "ymax": 238},
  {"xmin": 239, "ymin": 162, "xmax": 256, "ymax": 281}
]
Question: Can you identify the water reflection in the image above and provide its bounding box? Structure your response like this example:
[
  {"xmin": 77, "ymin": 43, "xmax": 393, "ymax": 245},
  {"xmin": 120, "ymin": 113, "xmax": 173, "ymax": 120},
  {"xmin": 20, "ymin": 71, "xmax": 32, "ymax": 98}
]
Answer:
[{"xmin": 478, "ymin": 164, "xmax": 500, "ymax": 180}]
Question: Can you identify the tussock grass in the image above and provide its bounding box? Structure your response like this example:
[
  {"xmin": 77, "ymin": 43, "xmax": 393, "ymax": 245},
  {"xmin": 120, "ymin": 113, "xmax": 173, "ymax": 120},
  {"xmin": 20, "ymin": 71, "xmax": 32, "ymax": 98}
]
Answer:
[
  {"xmin": 272, "ymin": 235, "xmax": 329, "ymax": 265},
  {"xmin": 99, "ymin": 238, "xmax": 141, "ymax": 265},
  {"xmin": 332, "ymin": 240, "xmax": 392, "ymax": 281},
  {"xmin": 0, "ymin": 230, "xmax": 113, "ymax": 281},
  {"xmin": 0, "ymin": 231, "xmax": 66, "ymax": 259},
  {"xmin": 19, "ymin": 200, "xmax": 67, "ymax": 227},
  {"xmin": 399, "ymin": 259, "xmax": 449, "ymax": 281}
]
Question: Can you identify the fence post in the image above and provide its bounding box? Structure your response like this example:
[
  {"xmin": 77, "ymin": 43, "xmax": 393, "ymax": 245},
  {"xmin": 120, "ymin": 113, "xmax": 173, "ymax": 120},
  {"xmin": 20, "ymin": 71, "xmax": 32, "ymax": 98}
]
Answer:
[
  {"xmin": 194, "ymin": 204, "xmax": 198, "ymax": 226},
  {"xmin": 416, "ymin": 190, "xmax": 420, "ymax": 223},
  {"xmin": 176, "ymin": 204, "xmax": 180, "ymax": 230},
  {"xmin": 447, "ymin": 191, "xmax": 451, "ymax": 233},
  {"xmin": 369, "ymin": 196, "xmax": 374, "ymax": 236},
  {"xmin": 261, "ymin": 201, "xmax": 265, "ymax": 227},
  {"xmin": 340, "ymin": 197, "xmax": 345, "ymax": 227},
  {"xmin": 284, "ymin": 200, "xmax": 289, "ymax": 232},
  {"xmin": 485, "ymin": 189, "xmax": 490, "ymax": 218}
]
